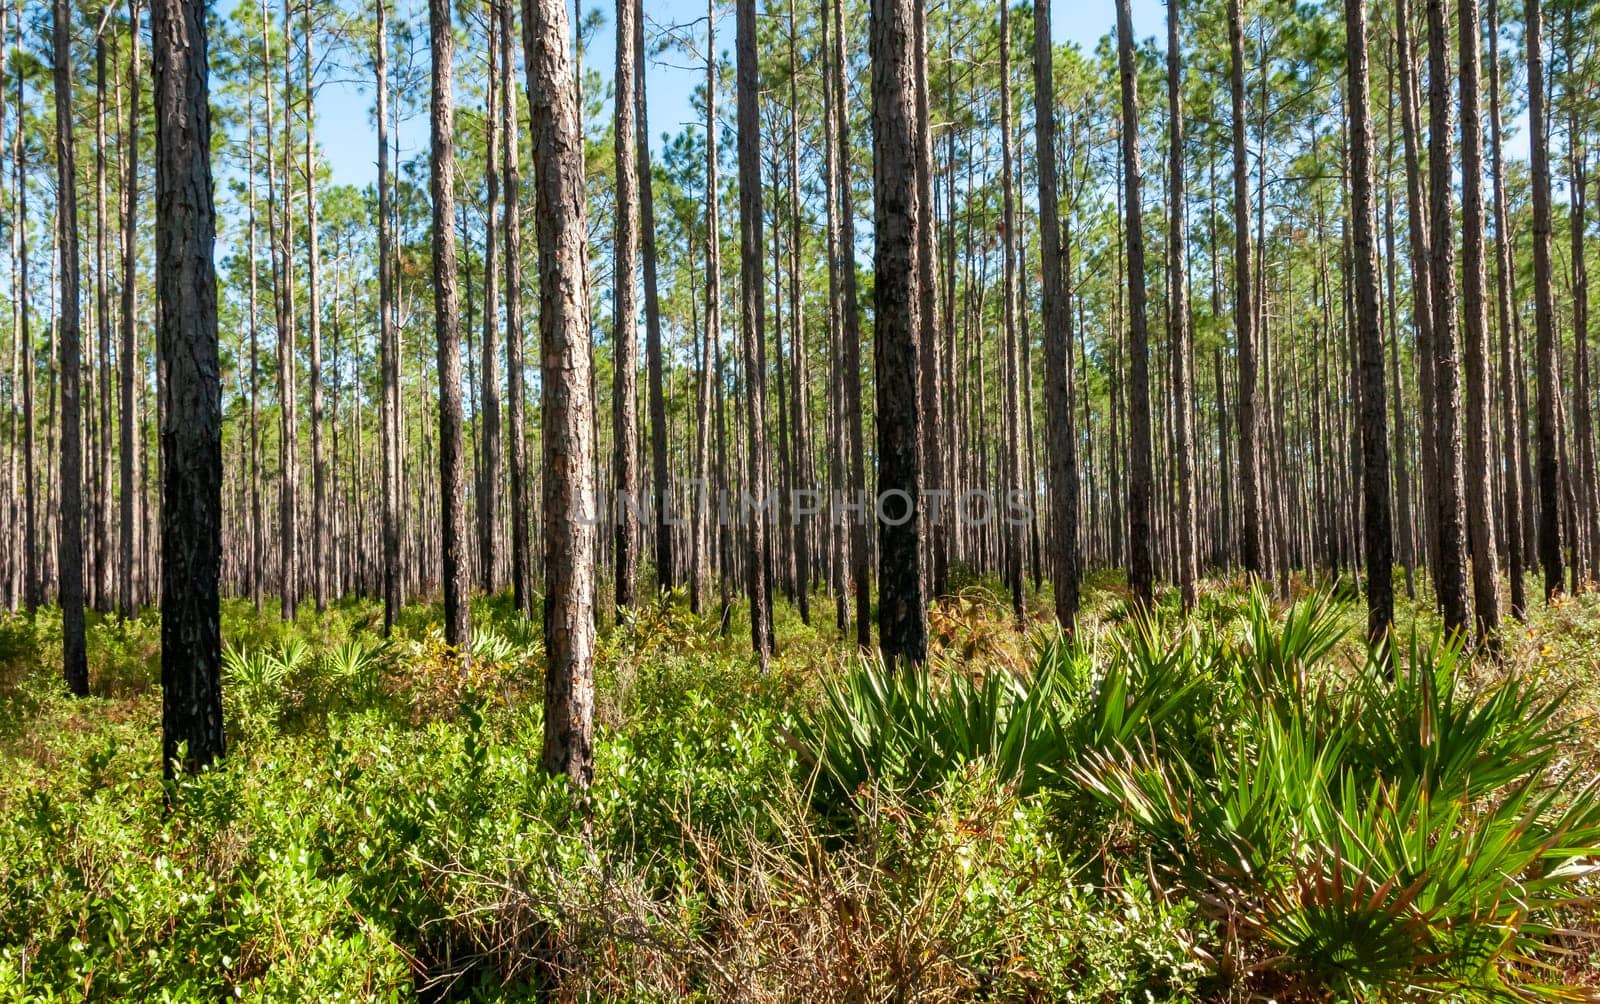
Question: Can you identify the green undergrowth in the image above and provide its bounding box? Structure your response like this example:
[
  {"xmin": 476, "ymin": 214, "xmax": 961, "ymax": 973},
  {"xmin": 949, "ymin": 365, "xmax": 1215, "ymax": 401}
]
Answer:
[{"xmin": 0, "ymin": 572, "xmax": 1596, "ymax": 1000}]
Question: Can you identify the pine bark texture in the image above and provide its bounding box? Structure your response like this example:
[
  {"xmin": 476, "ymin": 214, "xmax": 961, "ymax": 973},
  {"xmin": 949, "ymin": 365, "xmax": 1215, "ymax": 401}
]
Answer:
[
  {"xmin": 1228, "ymin": 0, "xmax": 1261, "ymax": 577},
  {"xmin": 1457, "ymin": 0, "xmax": 1502, "ymax": 638},
  {"xmin": 612, "ymin": 0, "xmax": 640, "ymax": 611},
  {"xmin": 1116, "ymin": 0, "xmax": 1154, "ymax": 607},
  {"xmin": 1344, "ymin": 0, "xmax": 1393, "ymax": 647},
  {"xmin": 430, "ymin": 0, "xmax": 470, "ymax": 651},
  {"xmin": 151, "ymin": 0, "xmax": 226, "ymax": 775},
  {"xmin": 53, "ymin": 0, "xmax": 89, "ymax": 697},
  {"xmin": 870, "ymin": 0, "xmax": 927, "ymax": 663},
  {"xmin": 1526, "ymin": 0, "xmax": 1564, "ymax": 599},
  {"xmin": 523, "ymin": 0, "xmax": 597, "ymax": 783},
  {"xmin": 1424, "ymin": 0, "xmax": 1471, "ymax": 636},
  {"xmin": 1166, "ymin": 0, "xmax": 1198, "ymax": 610},
  {"xmin": 1032, "ymin": 0, "xmax": 1079, "ymax": 626},
  {"xmin": 735, "ymin": 0, "xmax": 774, "ymax": 663}
]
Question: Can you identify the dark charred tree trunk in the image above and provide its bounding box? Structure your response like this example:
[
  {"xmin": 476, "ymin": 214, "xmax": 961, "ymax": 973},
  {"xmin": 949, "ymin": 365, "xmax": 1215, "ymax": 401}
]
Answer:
[
  {"xmin": 152, "ymin": 0, "xmax": 225, "ymax": 775},
  {"xmin": 870, "ymin": 0, "xmax": 927, "ymax": 663},
  {"xmin": 612, "ymin": 0, "xmax": 640, "ymax": 611}
]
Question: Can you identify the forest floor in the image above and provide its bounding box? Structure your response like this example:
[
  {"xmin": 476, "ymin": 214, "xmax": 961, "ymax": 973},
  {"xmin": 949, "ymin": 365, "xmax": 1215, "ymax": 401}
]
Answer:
[{"xmin": 1, "ymin": 570, "xmax": 1599, "ymax": 1001}]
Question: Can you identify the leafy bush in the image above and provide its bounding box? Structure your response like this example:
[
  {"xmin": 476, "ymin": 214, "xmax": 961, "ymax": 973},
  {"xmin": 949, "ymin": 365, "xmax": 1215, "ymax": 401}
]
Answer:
[
  {"xmin": 222, "ymin": 639, "xmax": 310, "ymax": 738},
  {"xmin": 4, "ymin": 587, "xmax": 1598, "ymax": 1001}
]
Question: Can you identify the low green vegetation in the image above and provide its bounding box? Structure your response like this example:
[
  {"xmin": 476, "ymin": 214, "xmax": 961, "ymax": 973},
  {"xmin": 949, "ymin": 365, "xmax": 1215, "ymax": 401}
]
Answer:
[{"xmin": 1, "ymin": 578, "xmax": 1597, "ymax": 1001}]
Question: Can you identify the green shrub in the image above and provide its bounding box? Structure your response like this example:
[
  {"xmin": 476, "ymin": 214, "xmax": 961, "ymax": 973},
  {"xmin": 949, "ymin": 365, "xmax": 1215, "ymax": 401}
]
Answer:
[
  {"xmin": 1078, "ymin": 614, "xmax": 1600, "ymax": 1000},
  {"xmin": 4, "ymin": 588, "xmax": 1597, "ymax": 1001}
]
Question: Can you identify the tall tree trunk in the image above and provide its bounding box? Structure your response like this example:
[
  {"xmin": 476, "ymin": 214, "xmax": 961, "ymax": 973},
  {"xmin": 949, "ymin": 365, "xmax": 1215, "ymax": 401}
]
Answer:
[
  {"xmin": 870, "ymin": 0, "xmax": 926, "ymax": 663},
  {"xmin": 94, "ymin": 22, "xmax": 111, "ymax": 613},
  {"xmin": 261, "ymin": 0, "xmax": 297, "ymax": 619},
  {"xmin": 479, "ymin": 5, "xmax": 502, "ymax": 593},
  {"xmin": 773, "ymin": 179, "xmax": 794, "ymax": 605},
  {"xmin": 1116, "ymin": 0, "xmax": 1154, "ymax": 607},
  {"xmin": 998, "ymin": 0, "xmax": 1024, "ymax": 626},
  {"xmin": 1458, "ymin": 0, "xmax": 1501, "ymax": 639},
  {"xmin": 119, "ymin": 0, "xmax": 140, "ymax": 616},
  {"xmin": 1526, "ymin": 0, "xmax": 1563, "ymax": 599},
  {"xmin": 53, "ymin": 0, "xmax": 89, "ymax": 696},
  {"xmin": 304, "ymin": 0, "xmax": 327, "ymax": 612},
  {"xmin": 1, "ymin": 0, "xmax": 10, "ymax": 611},
  {"xmin": 612, "ymin": 0, "xmax": 640, "ymax": 611},
  {"xmin": 1423, "ymin": 0, "xmax": 1471, "ymax": 636},
  {"xmin": 636, "ymin": 0, "xmax": 671, "ymax": 592},
  {"xmin": 1488, "ymin": 0, "xmax": 1523, "ymax": 617},
  {"xmin": 151, "ymin": 0, "xmax": 225, "ymax": 776},
  {"xmin": 820, "ymin": 0, "xmax": 848, "ymax": 633},
  {"xmin": 913, "ymin": 0, "xmax": 943, "ymax": 603},
  {"xmin": 18, "ymin": 64, "xmax": 37, "ymax": 614},
  {"xmin": 690, "ymin": 0, "xmax": 717, "ymax": 618},
  {"xmin": 1565, "ymin": 11, "xmax": 1599, "ymax": 587},
  {"xmin": 502, "ymin": 0, "xmax": 530, "ymax": 617},
  {"xmin": 1032, "ymin": 0, "xmax": 1079, "ymax": 626},
  {"xmin": 1383, "ymin": 77, "xmax": 1416, "ymax": 598},
  {"xmin": 735, "ymin": 0, "xmax": 773, "ymax": 664},
  {"xmin": 522, "ymin": 0, "xmax": 596, "ymax": 782},
  {"xmin": 431, "ymin": 0, "xmax": 471, "ymax": 653},
  {"xmin": 1228, "ymin": 0, "xmax": 1261, "ymax": 576},
  {"xmin": 1395, "ymin": 0, "xmax": 1438, "ymax": 588},
  {"xmin": 831, "ymin": 0, "xmax": 869, "ymax": 649},
  {"xmin": 246, "ymin": 91, "xmax": 264, "ymax": 612},
  {"xmin": 1166, "ymin": 0, "xmax": 1197, "ymax": 610},
  {"xmin": 788, "ymin": 0, "xmax": 813, "ymax": 620},
  {"xmin": 1345, "ymin": 0, "xmax": 1392, "ymax": 649},
  {"xmin": 376, "ymin": 0, "xmax": 401, "ymax": 631}
]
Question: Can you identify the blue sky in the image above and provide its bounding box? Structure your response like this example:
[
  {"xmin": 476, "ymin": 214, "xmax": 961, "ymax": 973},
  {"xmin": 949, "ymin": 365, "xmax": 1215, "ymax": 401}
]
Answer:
[{"xmin": 309, "ymin": 0, "xmax": 1167, "ymax": 190}]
